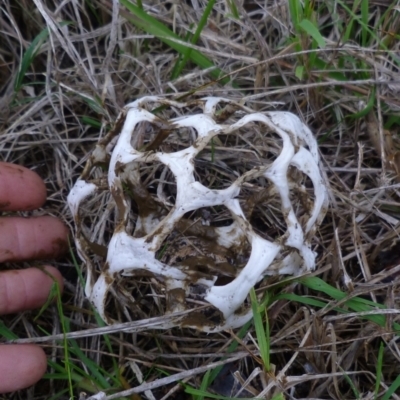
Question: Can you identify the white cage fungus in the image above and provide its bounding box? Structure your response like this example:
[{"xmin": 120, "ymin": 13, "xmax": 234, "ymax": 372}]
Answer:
[{"xmin": 68, "ymin": 96, "xmax": 328, "ymax": 332}]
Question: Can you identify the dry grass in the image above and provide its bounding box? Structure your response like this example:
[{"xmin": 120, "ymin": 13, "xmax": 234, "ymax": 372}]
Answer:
[{"xmin": 1, "ymin": 0, "xmax": 400, "ymax": 399}]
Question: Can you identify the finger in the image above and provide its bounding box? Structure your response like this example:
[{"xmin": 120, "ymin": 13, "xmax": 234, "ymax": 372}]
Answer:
[
  {"xmin": 0, "ymin": 216, "xmax": 69, "ymax": 263},
  {"xmin": 0, "ymin": 162, "xmax": 47, "ymax": 211},
  {"xmin": 0, "ymin": 266, "xmax": 64, "ymax": 315},
  {"xmin": 0, "ymin": 344, "xmax": 47, "ymax": 393}
]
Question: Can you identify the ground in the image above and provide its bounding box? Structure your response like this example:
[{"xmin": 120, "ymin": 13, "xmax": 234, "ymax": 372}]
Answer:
[{"xmin": 1, "ymin": 0, "xmax": 400, "ymax": 399}]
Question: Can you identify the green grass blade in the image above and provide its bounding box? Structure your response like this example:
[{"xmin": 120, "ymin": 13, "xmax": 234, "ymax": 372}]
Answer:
[
  {"xmin": 299, "ymin": 277, "xmax": 400, "ymax": 332},
  {"xmin": 82, "ymin": 116, "xmax": 102, "ymax": 128},
  {"xmin": 385, "ymin": 115, "xmax": 400, "ymax": 129},
  {"xmin": 380, "ymin": 7, "xmax": 400, "ymax": 48},
  {"xmin": 120, "ymin": 0, "xmax": 230, "ymax": 84},
  {"xmin": 274, "ymin": 293, "xmax": 329, "ymax": 309},
  {"xmin": 34, "ymin": 280, "xmax": 58, "ymax": 321},
  {"xmin": 338, "ymin": 0, "xmax": 397, "ymax": 64},
  {"xmin": 342, "ymin": 0, "xmax": 359, "ymax": 42},
  {"xmin": 227, "ymin": 0, "xmax": 240, "ymax": 19},
  {"xmin": 348, "ymin": 86, "xmax": 376, "ymax": 119},
  {"xmin": 264, "ymin": 295, "xmax": 271, "ymax": 371},
  {"xmin": 184, "ymin": 385, "xmax": 256, "ymax": 400},
  {"xmin": 170, "ymin": 28, "xmax": 193, "ymax": 79},
  {"xmin": 69, "ymin": 237, "xmax": 85, "ymax": 287},
  {"xmin": 250, "ymin": 288, "xmax": 270, "ymax": 371},
  {"xmin": 59, "ymin": 318, "xmax": 122, "ymax": 391},
  {"xmin": 36, "ymin": 268, "xmax": 74, "ymax": 398},
  {"xmin": 361, "ymin": 0, "xmax": 369, "ymax": 46},
  {"xmin": 288, "ymin": 0, "xmax": 302, "ymax": 32},
  {"xmin": 0, "ymin": 320, "xmax": 18, "ymax": 340},
  {"xmin": 295, "ymin": 65, "xmax": 305, "ymax": 80},
  {"xmin": 46, "ymin": 386, "xmax": 71, "ymax": 400},
  {"xmin": 82, "ymin": 95, "xmax": 106, "ymax": 115},
  {"xmin": 300, "ymin": 276, "xmax": 384, "ymax": 308},
  {"xmin": 14, "ymin": 20, "xmax": 71, "ymax": 94},
  {"xmin": 206, "ymin": 320, "xmax": 252, "ymax": 385},
  {"xmin": 69, "ymin": 240, "xmax": 120, "ymax": 376},
  {"xmin": 194, "ymin": 369, "xmax": 212, "ymax": 400},
  {"xmin": 375, "ymin": 341, "xmax": 384, "ymax": 398},
  {"xmin": 58, "ymin": 314, "xmax": 74, "ymax": 398},
  {"xmin": 14, "ymin": 27, "xmax": 49, "ymax": 93},
  {"xmin": 339, "ymin": 366, "xmax": 361, "ymax": 399},
  {"xmin": 172, "ymin": 0, "xmax": 217, "ymax": 79},
  {"xmin": 303, "ymin": 0, "xmax": 312, "ymax": 19},
  {"xmin": 66, "ymin": 335, "xmax": 113, "ymax": 388},
  {"xmin": 46, "ymin": 359, "xmax": 102, "ymax": 393},
  {"xmin": 313, "ymin": 57, "xmax": 347, "ymax": 81},
  {"xmin": 382, "ymin": 374, "xmax": 400, "ymax": 400},
  {"xmin": 299, "ymin": 19, "xmax": 326, "ymax": 48}
]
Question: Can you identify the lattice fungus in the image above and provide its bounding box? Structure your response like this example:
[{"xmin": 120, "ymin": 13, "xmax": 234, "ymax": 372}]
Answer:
[{"xmin": 68, "ymin": 96, "xmax": 328, "ymax": 332}]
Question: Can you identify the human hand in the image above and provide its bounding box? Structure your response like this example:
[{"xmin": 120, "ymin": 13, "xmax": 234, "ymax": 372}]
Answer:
[{"xmin": 0, "ymin": 162, "xmax": 68, "ymax": 393}]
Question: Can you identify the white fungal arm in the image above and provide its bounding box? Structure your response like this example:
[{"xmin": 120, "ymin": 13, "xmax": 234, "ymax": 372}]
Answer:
[{"xmin": 205, "ymin": 234, "xmax": 280, "ymax": 317}]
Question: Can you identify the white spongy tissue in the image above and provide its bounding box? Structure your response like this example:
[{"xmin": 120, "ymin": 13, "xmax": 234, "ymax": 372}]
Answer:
[{"xmin": 68, "ymin": 96, "xmax": 328, "ymax": 332}]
